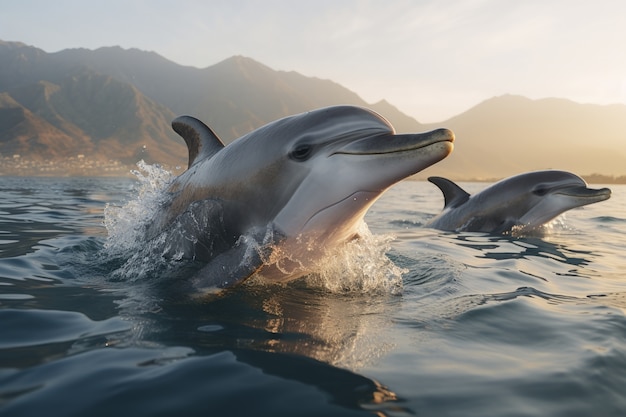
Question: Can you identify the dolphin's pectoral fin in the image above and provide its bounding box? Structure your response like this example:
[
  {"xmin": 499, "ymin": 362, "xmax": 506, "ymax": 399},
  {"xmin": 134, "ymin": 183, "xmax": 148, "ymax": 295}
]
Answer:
[
  {"xmin": 428, "ymin": 177, "xmax": 470, "ymax": 209},
  {"xmin": 172, "ymin": 115, "xmax": 225, "ymax": 168},
  {"xmin": 190, "ymin": 226, "xmax": 284, "ymax": 294},
  {"xmin": 190, "ymin": 242, "xmax": 265, "ymax": 294},
  {"xmin": 492, "ymin": 219, "xmax": 518, "ymax": 235}
]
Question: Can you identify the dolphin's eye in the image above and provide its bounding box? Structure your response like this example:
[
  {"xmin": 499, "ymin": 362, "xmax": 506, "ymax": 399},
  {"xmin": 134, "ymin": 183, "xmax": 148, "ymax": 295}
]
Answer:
[
  {"xmin": 290, "ymin": 144, "xmax": 313, "ymax": 161},
  {"xmin": 533, "ymin": 186, "xmax": 548, "ymax": 196}
]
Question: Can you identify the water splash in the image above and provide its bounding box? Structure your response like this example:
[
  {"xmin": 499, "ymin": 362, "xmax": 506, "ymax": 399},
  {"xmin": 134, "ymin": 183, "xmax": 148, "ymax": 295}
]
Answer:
[
  {"xmin": 101, "ymin": 161, "xmax": 184, "ymax": 286},
  {"xmin": 509, "ymin": 214, "xmax": 573, "ymax": 238},
  {"xmin": 303, "ymin": 222, "xmax": 405, "ymax": 295},
  {"xmin": 103, "ymin": 161, "xmax": 173, "ymax": 255}
]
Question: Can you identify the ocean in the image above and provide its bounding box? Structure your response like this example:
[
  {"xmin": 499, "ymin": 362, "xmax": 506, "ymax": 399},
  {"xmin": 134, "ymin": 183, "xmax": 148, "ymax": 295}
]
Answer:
[{"xmin": 0, "ymin": 171, "xmax": 625, "ymax": 417}]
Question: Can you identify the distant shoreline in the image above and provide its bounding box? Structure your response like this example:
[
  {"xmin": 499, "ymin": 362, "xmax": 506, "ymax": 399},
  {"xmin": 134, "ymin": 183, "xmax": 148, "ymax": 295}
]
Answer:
[
  {"xmin": 1, "ymin": 159, "xmax": 624, "ymax": 184},
  {"xmin": 0, "ymin": 158, "xmax": 183, "ymax": 179},
  {"xmin": 412, "ymin": 173, "xmax": 626, "ymax": 185}
]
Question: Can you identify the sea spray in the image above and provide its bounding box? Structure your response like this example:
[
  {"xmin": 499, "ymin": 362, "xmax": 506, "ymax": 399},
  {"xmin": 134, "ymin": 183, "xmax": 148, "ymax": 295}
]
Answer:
[
  {"xmin": 103, "ymin": 161, "xmax": 173, "ymax": 255},
  {"xmin": 102, "ymin": 161, "xmax": 181, "ymax": 282}
]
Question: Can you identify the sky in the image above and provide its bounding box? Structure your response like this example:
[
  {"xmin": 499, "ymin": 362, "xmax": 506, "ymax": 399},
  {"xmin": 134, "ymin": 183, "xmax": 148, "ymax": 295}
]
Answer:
[{"xmin": 2, "ymin": 0, "xmax": 626, "ymax": 123}]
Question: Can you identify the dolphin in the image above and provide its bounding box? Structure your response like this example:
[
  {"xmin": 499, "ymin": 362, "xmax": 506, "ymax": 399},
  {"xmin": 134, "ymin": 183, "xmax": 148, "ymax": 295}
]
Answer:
[
  {"xmin": 425, "ymin": 170, "xmax": 611, "ymax": 234},
  {"xmin": 144, "ymin": 106, "xmax": 454, "ymax": 292}
]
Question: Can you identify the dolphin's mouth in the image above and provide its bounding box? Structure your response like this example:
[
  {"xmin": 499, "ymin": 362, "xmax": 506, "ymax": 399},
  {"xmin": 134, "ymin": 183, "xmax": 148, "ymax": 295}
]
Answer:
[
  {"xmin": 332, "ymin": 128, "xmax": 455, "ymax": 156},
  {"xmin": 556, "ymin": 185, "xmax": 612, "ymax": 202},
  {"xmin": 301, "ymin": 190, "xmax": 379, "ymax": 231}
]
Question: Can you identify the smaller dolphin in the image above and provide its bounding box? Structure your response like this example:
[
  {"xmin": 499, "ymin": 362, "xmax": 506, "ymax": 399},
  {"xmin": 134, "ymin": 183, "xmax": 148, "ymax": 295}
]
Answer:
[{"xmin": 425, "ymin": 170, "xmax": 611, "ymax": 234}]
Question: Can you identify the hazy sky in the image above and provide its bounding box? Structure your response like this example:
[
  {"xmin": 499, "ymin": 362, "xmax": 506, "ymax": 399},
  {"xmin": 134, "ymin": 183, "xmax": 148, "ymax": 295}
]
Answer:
[{"xmin": 2, "ymin": 0, "xmax": 625, "ymax": 122}]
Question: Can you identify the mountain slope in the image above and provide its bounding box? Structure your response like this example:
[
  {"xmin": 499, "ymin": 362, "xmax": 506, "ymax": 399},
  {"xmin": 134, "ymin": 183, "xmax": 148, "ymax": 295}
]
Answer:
[
  {"xmin": 1, "ymin": 64, "xmax": 185, "ymax": 167},
  {"xmin": 421, "ymin": 95, "xmax": 626, "ymax": 179},
  {"xmin": 0, "ymin": 91, "xmax": 89, "ymax": 159}
]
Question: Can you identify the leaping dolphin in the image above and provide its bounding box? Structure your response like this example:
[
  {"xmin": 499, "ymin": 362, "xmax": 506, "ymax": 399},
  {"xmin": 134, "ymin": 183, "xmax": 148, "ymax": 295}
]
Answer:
[
  {"xmin": 425, "ymin": 170, "xmax": 611, "ymax": 234},
  {"xmin": 145, "ymin": 106, "xmax": 454, "ymax": 292}
]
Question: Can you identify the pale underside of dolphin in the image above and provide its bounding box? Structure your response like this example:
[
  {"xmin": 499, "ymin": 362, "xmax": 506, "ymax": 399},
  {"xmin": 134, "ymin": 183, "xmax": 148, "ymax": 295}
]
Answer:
[
  {"xmin": 143, "ymin": 106, "xmax": 454, "ymax": 293},
  {"xmin": 425, "ymin": 170, "xmax": 611, "ymax": 234}
]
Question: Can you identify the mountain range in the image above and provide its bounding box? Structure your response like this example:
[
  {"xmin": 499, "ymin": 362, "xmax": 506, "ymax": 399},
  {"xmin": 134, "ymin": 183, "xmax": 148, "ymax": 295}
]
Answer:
[{"xmin": 1, "ymin": 40, "xmax": 624, "ymax": 181}]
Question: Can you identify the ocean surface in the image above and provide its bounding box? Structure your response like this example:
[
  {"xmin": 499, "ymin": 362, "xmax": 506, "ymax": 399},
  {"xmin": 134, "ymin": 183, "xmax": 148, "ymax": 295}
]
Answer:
[{"xmin": 1, "ymin": 171, "xmax": 625, "ymax": 417}]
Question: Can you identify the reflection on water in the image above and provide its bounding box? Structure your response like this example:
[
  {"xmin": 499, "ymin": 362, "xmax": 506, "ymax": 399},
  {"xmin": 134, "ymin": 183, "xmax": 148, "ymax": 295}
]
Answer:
[
  {"xmin": 451, "ymin": 233, "xmax": 592, "ymax": 266},
  {"xmin": 154, "ymin": 282, "xmax": 399, "ymax": 369}
]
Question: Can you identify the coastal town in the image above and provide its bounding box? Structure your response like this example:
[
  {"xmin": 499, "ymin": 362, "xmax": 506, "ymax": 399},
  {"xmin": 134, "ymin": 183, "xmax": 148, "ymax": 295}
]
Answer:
[{"xmin": 0, "ymin": 154, "xmax": 135, "ymax": 177}]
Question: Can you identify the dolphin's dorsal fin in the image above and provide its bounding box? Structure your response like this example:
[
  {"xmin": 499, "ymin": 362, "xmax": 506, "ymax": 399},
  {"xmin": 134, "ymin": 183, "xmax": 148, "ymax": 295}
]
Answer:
[
  {"xmin": 172, "ymin": 116, "xmax": 225, "ymax": 168},
  {"xmin": 428, "ymin": 177, "xmax": 470, "ymax": 209}
]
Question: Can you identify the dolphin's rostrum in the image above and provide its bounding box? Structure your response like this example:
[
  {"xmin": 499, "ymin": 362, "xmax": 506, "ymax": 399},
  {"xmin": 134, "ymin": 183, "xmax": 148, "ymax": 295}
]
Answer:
[{"xmin": 144, "ymin": 106, "xmax": 454, "ymax": 293}]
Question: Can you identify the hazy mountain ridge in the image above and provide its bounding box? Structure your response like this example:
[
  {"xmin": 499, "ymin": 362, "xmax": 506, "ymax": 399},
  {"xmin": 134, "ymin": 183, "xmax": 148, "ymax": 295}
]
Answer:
[
  {"xmin": 422, "ymin": 94, "xmax": 626, "ymax": 180},
  {"xmin": 0, "ymin": 40, "xmax": 624, "ymax": 180},
  {"xmin": 47, "ymin": 49, "xmax": 423, "ymax": 139}
]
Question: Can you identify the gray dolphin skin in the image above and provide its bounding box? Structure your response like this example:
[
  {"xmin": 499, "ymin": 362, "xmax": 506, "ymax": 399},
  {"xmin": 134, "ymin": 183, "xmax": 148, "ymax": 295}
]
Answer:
[
  {"xmin": 425, "ymin": 170, "xmax": 611, "ymax": 234},
  {"xmin": 145, "ymin": 106, "xmax": 454, "ymax": 292}
]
